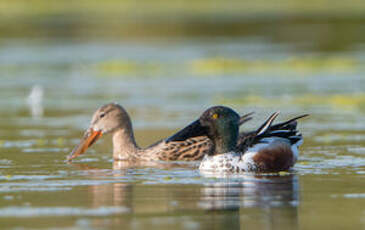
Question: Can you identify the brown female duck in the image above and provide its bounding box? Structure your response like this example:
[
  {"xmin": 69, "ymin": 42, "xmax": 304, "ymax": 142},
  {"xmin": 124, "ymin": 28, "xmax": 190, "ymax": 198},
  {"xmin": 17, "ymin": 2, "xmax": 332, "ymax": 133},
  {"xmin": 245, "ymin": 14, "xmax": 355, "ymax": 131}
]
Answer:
[{"xmin": 67, "ymin": 103, "xmax": 253, "ymax": 162}]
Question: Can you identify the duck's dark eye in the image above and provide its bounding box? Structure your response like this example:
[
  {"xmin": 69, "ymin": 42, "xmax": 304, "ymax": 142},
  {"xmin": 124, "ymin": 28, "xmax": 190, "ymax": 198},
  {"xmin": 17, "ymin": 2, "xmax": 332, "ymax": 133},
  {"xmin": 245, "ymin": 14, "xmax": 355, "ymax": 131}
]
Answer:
[{"xmin": 99, "ymin": 113, "xmax": 105, "ymax": 119}]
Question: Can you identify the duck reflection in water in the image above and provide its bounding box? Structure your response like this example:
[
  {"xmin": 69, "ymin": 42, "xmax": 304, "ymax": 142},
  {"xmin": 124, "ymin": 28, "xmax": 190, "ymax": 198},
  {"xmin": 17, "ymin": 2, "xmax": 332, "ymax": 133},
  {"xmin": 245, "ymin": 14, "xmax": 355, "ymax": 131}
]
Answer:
[
  {"xmin": 198, "ymin": 173, "xmax": 299, "ymax": 229},
  {"xmin": 70, "ymin": 161, "xmax": 299, "ymax": 230},
  {"xmin": 198, "ymin": 173, "xmax": 298, "ymax": 210}
]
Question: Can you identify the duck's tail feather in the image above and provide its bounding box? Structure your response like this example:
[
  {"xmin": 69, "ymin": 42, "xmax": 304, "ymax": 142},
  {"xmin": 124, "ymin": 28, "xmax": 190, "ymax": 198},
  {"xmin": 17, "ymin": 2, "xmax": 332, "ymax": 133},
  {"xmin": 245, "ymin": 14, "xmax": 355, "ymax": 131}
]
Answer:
[
  {"xmin": 269, "ymin": 114, "xmax": 309, "ymax": 131},
  {"xmin": 255, "ymin": 113, "xmax": 308, "ymax": 146},
  {"xmin": 237, "ymin": 113, "xmax": 308, "ymax": 151},
  {"xmin": 255, "ymin": 111, "xmax": 280, "ymax": 136},
  {"xmin": 239, "ymin": 112, "xmax": 254, "ymax": 126}
]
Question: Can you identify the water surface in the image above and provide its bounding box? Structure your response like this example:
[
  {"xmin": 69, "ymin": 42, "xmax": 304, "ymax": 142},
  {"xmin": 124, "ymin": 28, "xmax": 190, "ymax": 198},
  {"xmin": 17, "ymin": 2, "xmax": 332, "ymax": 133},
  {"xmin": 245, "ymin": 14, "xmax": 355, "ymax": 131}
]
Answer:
[{"xmin": 0, "ymin": 39, "xmax": 364, "ymax": 229}]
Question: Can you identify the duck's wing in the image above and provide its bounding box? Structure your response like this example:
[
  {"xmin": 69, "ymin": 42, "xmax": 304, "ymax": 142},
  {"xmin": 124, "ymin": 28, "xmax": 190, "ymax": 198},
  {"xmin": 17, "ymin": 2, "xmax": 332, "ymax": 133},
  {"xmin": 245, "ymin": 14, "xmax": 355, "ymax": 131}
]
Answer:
[
  {"xmin": 158, "ymin": 136, "xmax": 213, "ymax": 161},
  {"xmin": 142, "ymin": 119, "xmax": 212, "ymax": 161},
  {"xmin": 237, "ymin": 113, "xmax": 308, "ymax": 152}
]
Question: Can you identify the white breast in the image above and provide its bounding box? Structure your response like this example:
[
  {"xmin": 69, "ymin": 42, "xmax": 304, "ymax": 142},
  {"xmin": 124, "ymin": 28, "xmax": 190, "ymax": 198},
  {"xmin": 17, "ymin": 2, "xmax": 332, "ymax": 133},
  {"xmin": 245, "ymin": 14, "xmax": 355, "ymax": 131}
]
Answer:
[{"xmin": 199, "ymin": 152, "xmax": 259, "ymax": 173}]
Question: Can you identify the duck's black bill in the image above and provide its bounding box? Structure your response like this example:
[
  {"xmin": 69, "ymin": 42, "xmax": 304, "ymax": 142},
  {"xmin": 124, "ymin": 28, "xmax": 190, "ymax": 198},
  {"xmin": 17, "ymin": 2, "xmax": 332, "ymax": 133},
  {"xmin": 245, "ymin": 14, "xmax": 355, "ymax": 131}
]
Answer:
[{"xmin": 166, "ymin": 120, "xmax": 207, "ymax": 142}]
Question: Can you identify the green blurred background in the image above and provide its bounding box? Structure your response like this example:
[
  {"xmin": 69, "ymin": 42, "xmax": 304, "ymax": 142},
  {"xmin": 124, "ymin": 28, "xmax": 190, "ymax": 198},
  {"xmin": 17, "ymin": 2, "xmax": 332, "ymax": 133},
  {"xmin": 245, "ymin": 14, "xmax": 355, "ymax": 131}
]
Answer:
[{"xmin": 1, "ymin": 0, "xmax": 365, "ymax": 52}]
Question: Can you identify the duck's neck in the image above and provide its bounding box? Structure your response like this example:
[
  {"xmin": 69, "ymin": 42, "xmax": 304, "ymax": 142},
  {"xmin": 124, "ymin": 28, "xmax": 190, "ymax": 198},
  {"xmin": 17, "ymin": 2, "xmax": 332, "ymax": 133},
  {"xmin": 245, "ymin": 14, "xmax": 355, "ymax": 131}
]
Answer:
[
  {"xmin": 112, "ymin": 128, "xmax": 139, "ymax": 160},
  {"xmin": 210, "ymin": 126, "xmax": 238, "ymax": 155}
]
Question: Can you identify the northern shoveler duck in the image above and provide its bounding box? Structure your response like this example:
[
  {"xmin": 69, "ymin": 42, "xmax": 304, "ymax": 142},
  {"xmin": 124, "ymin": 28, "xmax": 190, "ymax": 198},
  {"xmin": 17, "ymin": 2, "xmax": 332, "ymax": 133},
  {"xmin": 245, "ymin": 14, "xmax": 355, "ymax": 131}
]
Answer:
[
  {"xmin": 167, "ymin": 106, "xmax": 308, "ymax": 173},
  {"xmin": 67, "ymin": 103, "xmax": 253, "ymax": 162}
]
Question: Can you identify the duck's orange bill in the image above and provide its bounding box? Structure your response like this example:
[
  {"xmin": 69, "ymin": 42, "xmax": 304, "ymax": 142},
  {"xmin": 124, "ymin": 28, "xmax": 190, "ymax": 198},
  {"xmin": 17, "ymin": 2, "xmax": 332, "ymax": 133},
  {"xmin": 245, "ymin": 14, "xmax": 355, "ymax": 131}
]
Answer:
[{"xmin": 67, "ymin": 129, "xmax": 103, "ymax": 162}]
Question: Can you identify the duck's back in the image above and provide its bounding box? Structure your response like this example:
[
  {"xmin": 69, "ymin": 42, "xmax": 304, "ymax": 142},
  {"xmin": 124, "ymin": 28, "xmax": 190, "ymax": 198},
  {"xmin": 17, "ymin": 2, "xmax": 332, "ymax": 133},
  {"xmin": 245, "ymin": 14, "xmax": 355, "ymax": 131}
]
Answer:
[{"xmin": 141, "ymin": 136, "xmax": 213, "ymax": 161}]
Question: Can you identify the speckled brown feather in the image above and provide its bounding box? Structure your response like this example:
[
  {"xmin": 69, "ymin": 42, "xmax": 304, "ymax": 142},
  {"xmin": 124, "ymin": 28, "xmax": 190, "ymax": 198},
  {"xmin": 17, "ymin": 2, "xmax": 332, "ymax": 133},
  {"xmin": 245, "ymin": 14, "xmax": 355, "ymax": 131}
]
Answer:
[
  {"xmin": 118, "ymin": 136, "xmax": 213, "ymax": 162},
  {"xmin": 158, "ymin": 136, "xmax": 213, "ymax": 161}
]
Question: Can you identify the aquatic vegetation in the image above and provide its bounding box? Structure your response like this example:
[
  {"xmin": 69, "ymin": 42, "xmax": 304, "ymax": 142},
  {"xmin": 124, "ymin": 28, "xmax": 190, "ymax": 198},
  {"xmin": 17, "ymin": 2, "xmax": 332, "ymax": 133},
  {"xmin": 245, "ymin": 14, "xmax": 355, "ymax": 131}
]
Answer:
[
  {"xmin": 190, "ymin": 56, "xmax": 360, "ymax": 75},
  {"xmin": 217, "ymin": 94, "xmax": 365, "ymax": 112},
  {"xmin": 278, "ymin": 171, "xmax": 291, "ymax": 176},
  {"xmin": 294, "ymin": 94, "xmax": 365, "ymax": 111},
  {"xmin": 94, "ymin": 56, "xmax": 362, "ymax": 77},
  {"xmin": 97, "ymin": 60, "xmax": 164, "ymax": 77}
]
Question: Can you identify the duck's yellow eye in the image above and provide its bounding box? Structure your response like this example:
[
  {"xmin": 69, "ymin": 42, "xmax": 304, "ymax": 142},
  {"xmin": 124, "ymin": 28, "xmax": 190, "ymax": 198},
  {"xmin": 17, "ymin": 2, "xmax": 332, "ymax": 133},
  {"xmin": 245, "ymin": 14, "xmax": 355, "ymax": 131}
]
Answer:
[{"xmin": 212, "ymin": 113, "xmax": 219, "ymax": 119}]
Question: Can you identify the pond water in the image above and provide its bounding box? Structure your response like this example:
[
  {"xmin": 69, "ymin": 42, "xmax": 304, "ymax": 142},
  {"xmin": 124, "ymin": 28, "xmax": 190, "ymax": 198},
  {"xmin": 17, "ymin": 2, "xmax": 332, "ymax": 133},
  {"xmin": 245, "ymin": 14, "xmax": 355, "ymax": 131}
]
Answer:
[{"xmin": 0, "ymin": 38, "xmax": 364, "ymax": 229}]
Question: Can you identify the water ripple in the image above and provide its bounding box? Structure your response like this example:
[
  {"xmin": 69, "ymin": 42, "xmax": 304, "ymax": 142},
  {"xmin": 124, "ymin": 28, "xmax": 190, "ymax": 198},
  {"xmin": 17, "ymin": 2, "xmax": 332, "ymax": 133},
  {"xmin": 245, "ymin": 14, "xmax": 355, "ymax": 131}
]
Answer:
[{"xmin": 0, "ymin": 206, "xmax": 129, "ymax": 217}]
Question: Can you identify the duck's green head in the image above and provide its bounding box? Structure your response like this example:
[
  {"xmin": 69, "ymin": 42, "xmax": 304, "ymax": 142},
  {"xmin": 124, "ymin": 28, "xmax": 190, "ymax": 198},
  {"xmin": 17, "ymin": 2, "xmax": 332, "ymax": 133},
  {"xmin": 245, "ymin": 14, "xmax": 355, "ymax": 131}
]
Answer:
[
  {"xmin": 199, "ymin": 106, "xmax": 240, "ymax": 154},
  {"xmin": 166, "ymin": 106, "xmax": 241, "ymax": 155}
]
